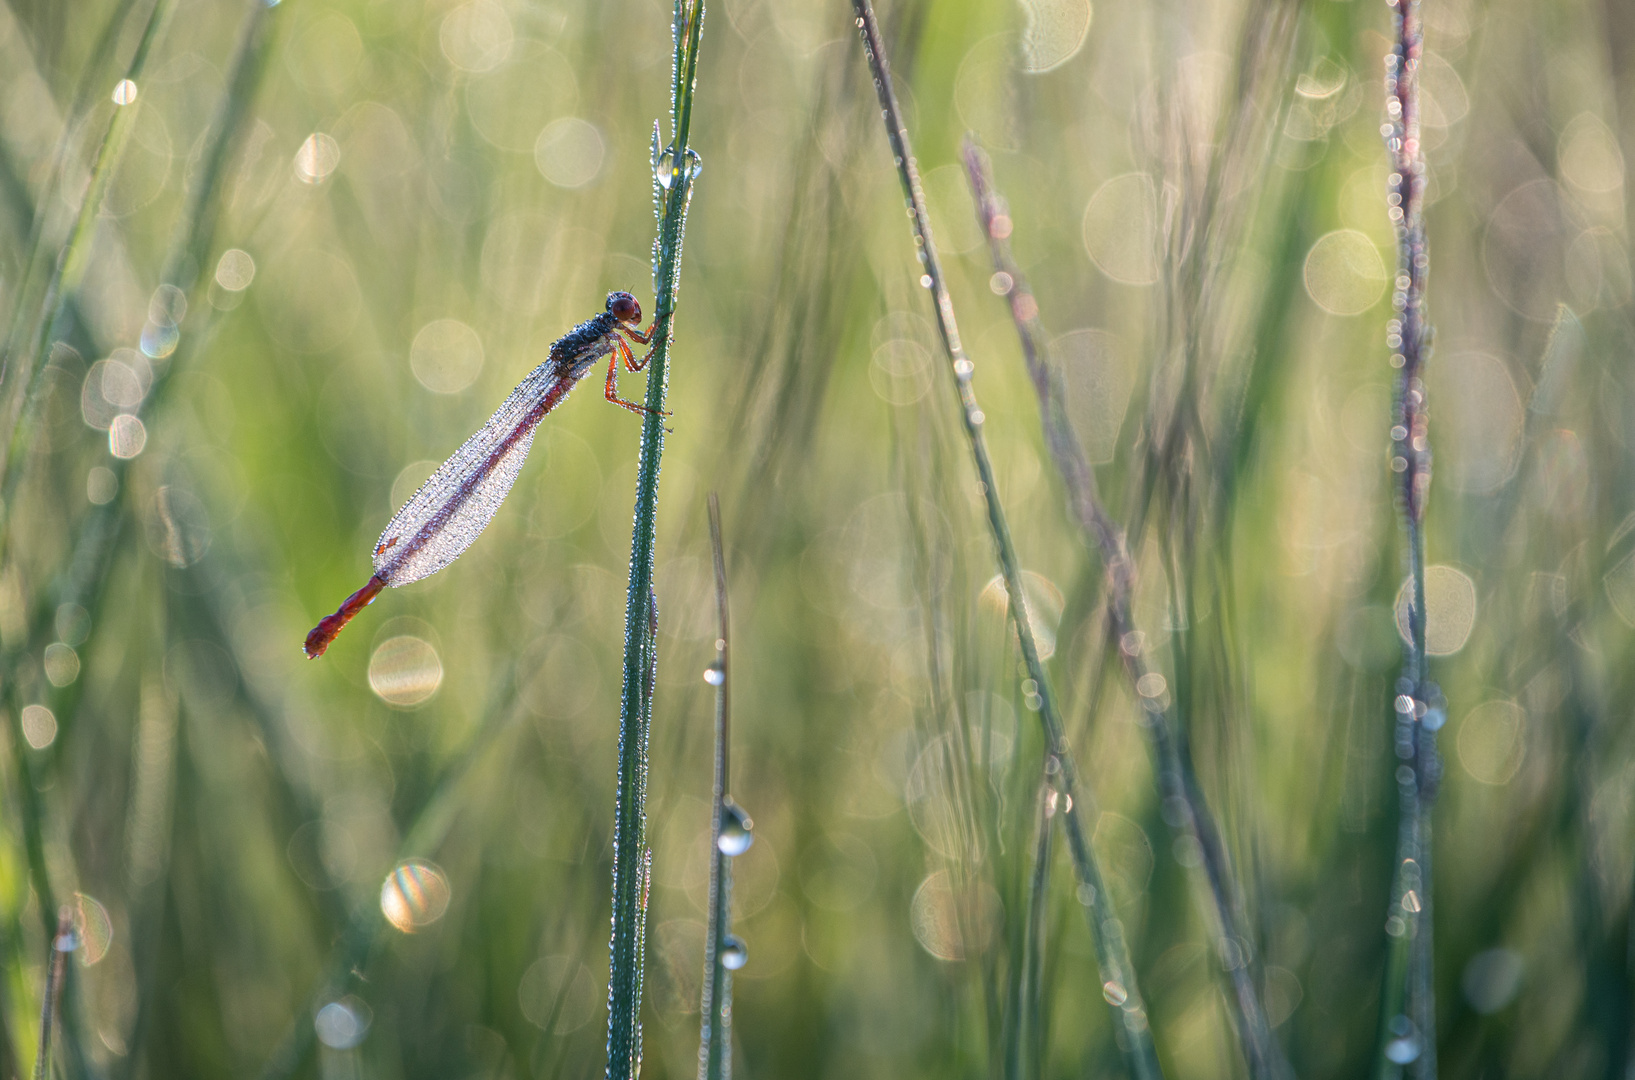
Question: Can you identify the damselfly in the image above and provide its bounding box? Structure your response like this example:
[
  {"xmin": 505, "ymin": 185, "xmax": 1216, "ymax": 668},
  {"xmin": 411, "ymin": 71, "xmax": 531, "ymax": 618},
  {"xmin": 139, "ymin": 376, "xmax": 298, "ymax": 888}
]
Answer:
[{"xmin": 304, "ymin": 291, "xmax": 659, "ymax": 659}]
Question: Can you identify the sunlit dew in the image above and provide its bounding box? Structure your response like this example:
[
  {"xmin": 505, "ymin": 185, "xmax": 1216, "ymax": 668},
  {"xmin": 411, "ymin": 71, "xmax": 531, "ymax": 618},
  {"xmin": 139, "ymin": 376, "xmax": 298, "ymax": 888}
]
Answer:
[
  {"xmin": 380, "ymin": 860, "xmax": 451, "ymax": 932},
  {"xmin": 440, "ymin": 0, "xmax": 513, "ymax": 73},
  {"xmin": 720, "ymin": 935, "xmax": 748, "ymax": 971},
  {"xmin": 215, "ymin": 249, "xmax": 256, "ymax": 291},
  {"xmin": 870, "ymin": 338, "xmax": 933, "ymax": 406},
  {"xmin": 1461, "ymin": 948, "xmax": 1524, "ymax": 1014},
  {"xmin": 910, "ymin": 870, "xmax": 965, "ymax": 960},
  {"xmin": 703, "ymin": 660, "xmax": 725, "ymax": 686},
  {"xmin": 81, "ymin": 357, "xmax": 146, "ymax": 430},
  {"xmin": 56, "ymin": 603, "xmax": 91, "ymax": 646},
  {"xmin": 1302, "ymin": 230, "xmax": 1388, "ymax": 315},
  {"xmin": 109, "ymin": 414, "xmax": 147, "ymax": 459},
  {"xmin": 86, "ymin": 466, "xmax": 118, "ymax": 505},
  {"xmin": 534, "ymin": 118, "xmax": 604, "ymax": 189},
  {"xmin": 140, "ymin": 322, "xmax": 178, "ymax": 360},
  {"xmin": 1417, "ymin": 51, "xmax": 1469, "ymax": 130},
  {"xmin": 1457, "ymin": 700, "xmax": 1526, "ymax": 785},
  {"xmin": 20, "ymin": 704, "xmax": 57, "ymax": 749},
  {"xmin": 1019, "ymin": 0, "xmax": 1091, "ymax": 72},
  {"xmin": 1431, "ymin": 352, "xmax": 1523, "ymax": 493},
  {"xmin": 1102, "ymin": 981, "xmax": 1129, "ymax": 1007},
  {"xmin": 72, "ymin": 893, "xmax": 113, "ymax": 965},
  {"xmin": 314, "ymin": 997, "xmax": 372, "ymax": 1049},
  {"xmin": 978, "ymin": 571, "xmax": 1064, "ymax": 660},
  {"xmin": 717, "ymin": 801, "xmax": 754, "ymax": 856},
  {"xmin": 518, "ymin": 955, "xmax": 599, "ymax": 1032},
  {"xmin": 409, "ymin": 318, "xmax": 484, "ymax": 394},
  {"xmin": 1557, "ymin": 112, "xmax": 1626, "ymax": 194},
  {"xmin": 43, "ymin": 643, "xmax": 80, "ymax": 687},
  {"xmin": 111, "ymin": 78, "xmax": 137, "ymax": 105},
  {"xmin": 1295, "ymin": 57, "xmax": 1346, "ymax": 99},
  {"xmin": 367, "ymin": 636, "xmax": 443, "ymax": 707},
  {"xmin": 1082, "ymin": 174, "xmax": 1159, "ymax": 285},
  {"xmin": 294, "ymin": 132, "xmax": 341, "ymax": 183},
  {"xmin": 145, "ymin": 487, "xmax": 212, "ymax": 568},
  {"xmin": 1394, "ymin": 565, "xmax": 1477, "ymax": 656}
]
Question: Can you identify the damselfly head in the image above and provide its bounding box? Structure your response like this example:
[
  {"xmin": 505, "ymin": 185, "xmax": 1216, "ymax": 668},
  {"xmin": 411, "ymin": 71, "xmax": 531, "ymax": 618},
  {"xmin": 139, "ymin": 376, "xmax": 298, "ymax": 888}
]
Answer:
[{"xmin": 608, "ymin": 291, "xmax": 641, "ymax": 325}]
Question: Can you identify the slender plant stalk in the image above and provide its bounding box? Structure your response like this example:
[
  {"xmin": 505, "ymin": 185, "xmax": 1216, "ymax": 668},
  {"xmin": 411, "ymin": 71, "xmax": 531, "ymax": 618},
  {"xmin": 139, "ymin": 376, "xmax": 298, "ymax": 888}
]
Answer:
[
  {"xmin": 848, "ymin": 5, "xmax": 1162, "ymax": 1077},
  {"xmin": 961, "ymin": 140, "xmax": 1288, "ymax": 1079},
  {"xmin": 606, "ymin": 1, "xmax": 704, "ymax": 1073},
  {"xmin": 1014, "ymin": 779, "xmax": 1054, "ymax": 1080},
  {"xmin": 698, "ymin": 493, "xmax": 738, "ymax": 1080},
  {"xmin": 1377, "ymin": 0, "xmax": 1441, "ymax": 1075},
  {"xmin": 0, "ymin": 0, "xmax": 176, "ymax": 493},
  {"xmin": 32, "ymin": 910, "xmax": 74, "ymax": 1080}
]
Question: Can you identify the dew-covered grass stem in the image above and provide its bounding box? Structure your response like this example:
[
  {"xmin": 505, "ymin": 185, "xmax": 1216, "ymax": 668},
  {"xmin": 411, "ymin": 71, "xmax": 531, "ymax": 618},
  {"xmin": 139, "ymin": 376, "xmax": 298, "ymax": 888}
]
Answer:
[
  {"xmin": 961, "ymin": 139, "xmax": 1288, "ymax": 1080},
  {"xmin": 849, "ymin": 4, "xmax": 1162, "ymax": 1077},
  {"xmin": 607, "ymin": 3, "xmax": 705, "ymax": 1076}
]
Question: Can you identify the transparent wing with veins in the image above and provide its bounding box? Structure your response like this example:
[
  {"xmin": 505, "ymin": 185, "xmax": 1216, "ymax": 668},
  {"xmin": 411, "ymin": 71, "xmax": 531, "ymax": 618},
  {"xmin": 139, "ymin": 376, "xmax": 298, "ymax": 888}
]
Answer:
[{"xmin": 373, "ymin": 359, "xmax": 573, "ymax": 586}]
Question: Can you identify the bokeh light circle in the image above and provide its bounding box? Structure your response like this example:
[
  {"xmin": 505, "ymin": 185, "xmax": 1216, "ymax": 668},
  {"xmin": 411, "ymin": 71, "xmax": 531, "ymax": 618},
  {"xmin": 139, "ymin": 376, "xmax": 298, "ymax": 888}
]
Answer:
[
  {"xmin": 1457, "ymin": 701, "xmax": 1526, "ymax": 785},
  {"xmin": 534, "ymin": 118, "xmax": 604, "ymax": 189},
  {"xmin": 410, "ymin": 319, "xmax": 484, "ymax": 394},
  {"xmin": 368, "ymin": 636, "xmax": 443, "ymax": 707},
  {"xmin": 1303, "ymin": 230, "xmax": 1387, "ymax": 315},
  {"xmin": 1082, "ymin": 174, "xmax": 1159, "ymax": 285},
  {"xmin": 380, "ymin": 860, "xmax": 451, "ymax": 932},
  {"xmin": 1394, "ymin": 565, "xmax": 1477, "ymax": 656}
]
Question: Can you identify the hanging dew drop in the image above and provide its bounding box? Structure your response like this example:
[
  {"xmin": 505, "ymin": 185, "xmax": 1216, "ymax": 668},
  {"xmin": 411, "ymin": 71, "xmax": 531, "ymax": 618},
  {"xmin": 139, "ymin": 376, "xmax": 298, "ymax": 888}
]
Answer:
[
  {"xmin": 703, "ymin": 661, "xmax": 725, "ymax": 686},
  {"xmin": 717, "ymin": 800, "xmax": 754, "ymax": 855},
  {"xmin": 720, "ymin": 935, "xmax": 748, "ymax": 970}
]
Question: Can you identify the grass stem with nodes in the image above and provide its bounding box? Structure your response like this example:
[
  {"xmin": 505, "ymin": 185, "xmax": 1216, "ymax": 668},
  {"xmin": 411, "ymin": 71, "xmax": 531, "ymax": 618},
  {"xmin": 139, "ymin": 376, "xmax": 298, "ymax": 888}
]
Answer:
[{"xmin": 849, "ymin": 4, "xmax": 1162, "ymax": 1076}]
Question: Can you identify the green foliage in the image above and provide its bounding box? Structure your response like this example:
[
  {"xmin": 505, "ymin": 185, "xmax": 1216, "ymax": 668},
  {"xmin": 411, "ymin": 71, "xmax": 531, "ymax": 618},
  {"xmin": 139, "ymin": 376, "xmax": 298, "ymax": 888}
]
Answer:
[{"xmin": 0, "ymin": 0, "xmax": 1631, "ymax": 1079}]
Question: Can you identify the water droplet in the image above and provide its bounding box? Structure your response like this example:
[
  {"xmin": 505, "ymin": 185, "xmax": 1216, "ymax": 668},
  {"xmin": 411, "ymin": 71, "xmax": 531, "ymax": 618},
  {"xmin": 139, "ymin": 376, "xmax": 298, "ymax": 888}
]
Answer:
[
  {"xmin": 703, "ymin": 660, "xmax": 725, "ymax": 686},
  {"xmin": 953, "ymin": 358, "xmax": 974, "ymax": 378},
  {"xmin": 1102, "ymin": 981, "xmax": 1129, "ymax": 1006},
  {"xmin": 111, "ymin": 79, "xmax": 138, "ymax": 105},
  {"xmin": 314, "ymin": 997, "xmax": 372, "ymax": 1049},
  {"xmin": 720, "ymin": 935, "xmax": 748, "ymax": 970},
  {"xmin": 919, "ymin": 274, "xmax": 934, "ymax": 289},
  {"xmin": 717, "ymin": 800, "xmax": 754, "ymax": 855},
  {"xmin": 1384, "ymin": 1036, "xmax": 1420, "ymax": 1064},
  {"xmin": 380, "ymin": 860, "xmax": 451, "ymax": 932}
]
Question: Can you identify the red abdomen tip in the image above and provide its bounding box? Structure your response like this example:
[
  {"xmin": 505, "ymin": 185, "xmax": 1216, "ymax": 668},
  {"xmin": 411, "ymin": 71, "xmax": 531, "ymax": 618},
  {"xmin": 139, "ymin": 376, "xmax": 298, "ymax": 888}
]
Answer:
[{"xmin": 303, "ymin": 575, "xmax": 387, "ymax": 659}]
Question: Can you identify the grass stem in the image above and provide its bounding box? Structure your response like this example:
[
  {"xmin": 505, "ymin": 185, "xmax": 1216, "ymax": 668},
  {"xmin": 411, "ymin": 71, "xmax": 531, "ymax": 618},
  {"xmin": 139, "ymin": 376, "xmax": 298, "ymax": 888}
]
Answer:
[
  {"xmin": 961, "ymin": 139, "xmax": 1288, "ymax": 1079},
  {"xmin": 849, "ymin": 5, "xmax": 1162, "ymax": 1076},
  {"xmin": 1377, "ymin": 0, "xmax": 1441, "ymax": 1074},
  {"xmin": 607, "ymin": 5, "xmax": 705, "ymax": 1074},
  {"xmin": 698, "ymin": 493, "xmax": 739, "ymax": 1080}
]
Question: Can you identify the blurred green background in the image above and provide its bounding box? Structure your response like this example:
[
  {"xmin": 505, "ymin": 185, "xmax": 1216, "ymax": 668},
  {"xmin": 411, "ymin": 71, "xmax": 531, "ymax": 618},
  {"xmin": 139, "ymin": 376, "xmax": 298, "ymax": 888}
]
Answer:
[{"xmin": 1, "ymin": 0, "xmax": 1632, "ymax": 1077}]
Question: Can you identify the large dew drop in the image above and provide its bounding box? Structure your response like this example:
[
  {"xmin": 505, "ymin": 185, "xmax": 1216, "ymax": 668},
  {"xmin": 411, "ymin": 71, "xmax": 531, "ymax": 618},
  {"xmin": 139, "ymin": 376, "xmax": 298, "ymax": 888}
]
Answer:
[
  {"xmin": 719, "ymin": 935, "xmax": 748, "ymax": 971},
  {"xmin": 717, "ymin": 801, "xmax": 754, "ymax": 856}
]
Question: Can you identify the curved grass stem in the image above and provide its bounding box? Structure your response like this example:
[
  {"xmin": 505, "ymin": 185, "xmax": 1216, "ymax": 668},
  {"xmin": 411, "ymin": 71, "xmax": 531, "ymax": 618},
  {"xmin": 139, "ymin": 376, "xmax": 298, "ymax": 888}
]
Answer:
[{"xmin": 849, "ymin": 4, "xmax": 1162, "ymax": 1077}]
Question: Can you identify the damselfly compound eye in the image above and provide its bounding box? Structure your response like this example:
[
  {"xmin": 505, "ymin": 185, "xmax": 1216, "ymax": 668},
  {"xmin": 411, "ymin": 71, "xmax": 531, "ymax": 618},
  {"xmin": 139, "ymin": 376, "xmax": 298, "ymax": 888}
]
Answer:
[{"xmin": 608, "ymin": 291, "xmax": 640, "ymax": 323}]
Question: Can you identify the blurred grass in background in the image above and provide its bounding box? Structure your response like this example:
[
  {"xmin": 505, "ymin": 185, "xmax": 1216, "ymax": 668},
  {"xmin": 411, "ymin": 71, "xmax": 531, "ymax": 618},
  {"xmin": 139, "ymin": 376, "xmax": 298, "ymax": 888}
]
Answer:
[{"xmin": 0, "ymin": 0, "xmax": 1632, "ymax": 1077}]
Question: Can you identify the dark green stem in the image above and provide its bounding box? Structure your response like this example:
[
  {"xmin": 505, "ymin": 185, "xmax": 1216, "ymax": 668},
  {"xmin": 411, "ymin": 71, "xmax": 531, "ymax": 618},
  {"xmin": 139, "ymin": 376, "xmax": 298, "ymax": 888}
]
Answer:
[{"xmin": 607, "ymin": 8, "xmax": 704, "ymax": 1073}]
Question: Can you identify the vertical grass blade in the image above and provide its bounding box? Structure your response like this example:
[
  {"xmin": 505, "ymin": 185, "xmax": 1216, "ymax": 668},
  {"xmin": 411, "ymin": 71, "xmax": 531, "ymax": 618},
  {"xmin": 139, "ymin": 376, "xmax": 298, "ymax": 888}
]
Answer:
[
  {"xmin": 608, "ymin": 4, "xmax": 706, "ymax": 1074},
  {"xmin": 32, "ymin": 910, "xmax": 74, "ymax": 1080},
  {"xmin": 0, "ymin": 0, "xmax": 176, "ymax": 490},
  {"xmin": 1377, "ymin": 1, "xmax": 1441, "ymax": 1075},
  {"xmin": 961, "ymin": 139, "xmax": 1288, "ymax": 1079},
  {"xmin": 698, "ymin": 493, "xmax": 743, "ymax": 1080},
  {"xmin": 848, "ymin": 5, "xmax": 1162, "ymax": 1077}
]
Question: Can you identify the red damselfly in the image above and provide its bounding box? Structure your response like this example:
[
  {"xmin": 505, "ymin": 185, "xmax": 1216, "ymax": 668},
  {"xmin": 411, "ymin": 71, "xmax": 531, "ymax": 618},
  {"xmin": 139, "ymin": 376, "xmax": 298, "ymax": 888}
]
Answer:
[{"xmin": 304, "ymin": 291, "xmax": 659, "ymax": 659}]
